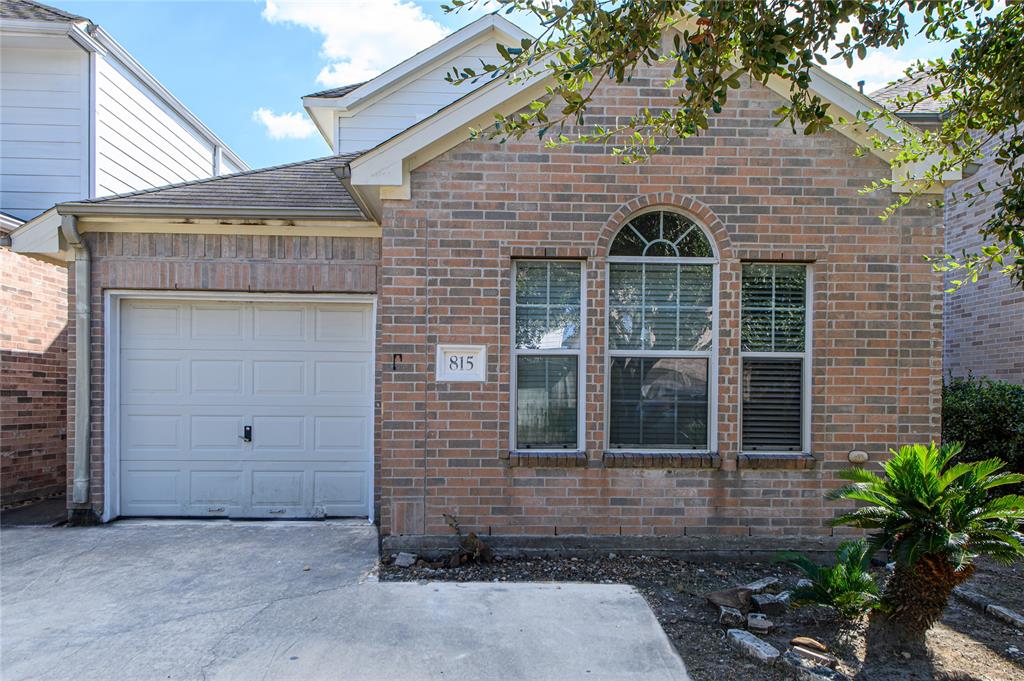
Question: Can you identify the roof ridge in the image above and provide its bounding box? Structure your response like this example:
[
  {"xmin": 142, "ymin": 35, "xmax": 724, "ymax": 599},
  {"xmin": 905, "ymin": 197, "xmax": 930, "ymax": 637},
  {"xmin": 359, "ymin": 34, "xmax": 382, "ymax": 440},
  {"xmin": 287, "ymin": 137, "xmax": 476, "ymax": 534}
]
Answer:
[{"xmin": 78, "ymin": 153, "xmax": 362, "ymax": 205}]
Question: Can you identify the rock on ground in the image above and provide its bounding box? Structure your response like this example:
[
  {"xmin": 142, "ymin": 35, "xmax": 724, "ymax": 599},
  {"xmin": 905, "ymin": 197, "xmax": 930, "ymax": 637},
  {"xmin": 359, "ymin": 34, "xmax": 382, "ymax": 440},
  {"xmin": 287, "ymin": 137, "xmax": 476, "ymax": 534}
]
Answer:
[
  {"xmin": 394, "ymin": 552, "xmax": 417, "ymax": 568},
  {"xmin": 727, "ymin": 629, "xmax": 779, "ymax": 663}
]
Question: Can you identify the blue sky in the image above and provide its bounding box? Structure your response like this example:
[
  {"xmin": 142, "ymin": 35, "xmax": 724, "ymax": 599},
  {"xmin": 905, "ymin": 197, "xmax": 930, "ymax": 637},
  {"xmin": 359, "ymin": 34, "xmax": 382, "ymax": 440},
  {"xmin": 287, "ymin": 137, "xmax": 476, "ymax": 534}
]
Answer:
[{"xmin": 61, "ymin": 1, "xmax": 948, "ymax": 171}]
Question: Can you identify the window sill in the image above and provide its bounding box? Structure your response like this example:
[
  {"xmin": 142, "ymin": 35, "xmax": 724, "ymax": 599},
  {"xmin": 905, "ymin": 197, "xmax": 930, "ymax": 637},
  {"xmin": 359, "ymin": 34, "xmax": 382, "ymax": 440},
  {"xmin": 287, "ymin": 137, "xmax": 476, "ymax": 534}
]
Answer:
[
  {"xmin": 737, "ymin": 452, "xmax": 816, "ymax": 470},
  {"xmin": 602, "ymin": 451, "xmax": 719, "ymax": 469},
  {"xmin": 508, "ymin": 451, "xmax": 588, "ymax": 468}
]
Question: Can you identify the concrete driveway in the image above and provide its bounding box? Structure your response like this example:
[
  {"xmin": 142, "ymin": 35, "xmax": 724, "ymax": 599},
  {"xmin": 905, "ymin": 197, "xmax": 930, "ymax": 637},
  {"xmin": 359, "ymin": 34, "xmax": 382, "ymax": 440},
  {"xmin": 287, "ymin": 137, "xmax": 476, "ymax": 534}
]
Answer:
[{"xmin": 1, "ymin": 521, "xmax": 689, "ymax": 681}]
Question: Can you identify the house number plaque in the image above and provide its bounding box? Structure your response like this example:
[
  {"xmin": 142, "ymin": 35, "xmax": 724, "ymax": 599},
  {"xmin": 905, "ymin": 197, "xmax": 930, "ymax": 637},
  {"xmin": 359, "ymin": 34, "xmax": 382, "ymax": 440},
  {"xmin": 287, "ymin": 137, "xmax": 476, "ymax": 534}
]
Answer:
[{"xmin": 436, "ymin": 345, "xmax": 487, "ymax": 382}]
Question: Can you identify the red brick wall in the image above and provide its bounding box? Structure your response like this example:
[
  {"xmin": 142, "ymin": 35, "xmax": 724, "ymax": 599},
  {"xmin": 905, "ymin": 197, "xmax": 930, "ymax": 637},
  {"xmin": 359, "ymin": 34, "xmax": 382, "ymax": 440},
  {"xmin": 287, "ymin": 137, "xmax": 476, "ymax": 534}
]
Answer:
[
  {"xmin": 68, "ymin": 232, "xmax": 379, "ymax": 514},
  {"xmin": 377, "ymin": 74, "xmax": 944, "ymax": 540},
  {"xmin": 944, "ymin": 138, "xmax": 1024, "ymax": 383},
  {"xmin": 1, "ymin": 247, "xmax": 68, "ymax": 505}
]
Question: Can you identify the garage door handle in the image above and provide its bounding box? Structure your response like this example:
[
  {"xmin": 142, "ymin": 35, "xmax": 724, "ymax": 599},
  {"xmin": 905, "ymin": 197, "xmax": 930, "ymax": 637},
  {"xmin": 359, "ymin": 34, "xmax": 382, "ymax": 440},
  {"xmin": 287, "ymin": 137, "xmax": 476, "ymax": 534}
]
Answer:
[{"xmin": 240, "ymin": 425, "xmax": 252, "ymax": 443}]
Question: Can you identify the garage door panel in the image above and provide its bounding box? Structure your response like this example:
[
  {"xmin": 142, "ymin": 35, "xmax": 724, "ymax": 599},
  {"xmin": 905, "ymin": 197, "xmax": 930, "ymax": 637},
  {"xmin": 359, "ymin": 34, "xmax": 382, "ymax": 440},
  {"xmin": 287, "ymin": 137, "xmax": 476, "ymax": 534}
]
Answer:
[
  {"xmin": 121, "ymin": 303, "xmax": 183, "ymax": 343},
  {"xmin": 188, "ymin": 469, "xmax": 244, "ymax": 514},
  {"xmin": 251, "ymin": 470, "xmax": 305, "ymax": 508},
  {"xmin": 190, "ymin": 415, "xmax": 246, "ymax": 450},
  {"xmin": 252, "ymin": 360, "xmax": 306, "ymax": 396},
  {"xmin": 119, "ymin": 298, "xmax": 373, "ymax": 519},
  {"xmin": 315, "ymin": 415, "xmax": 369, "ymax": 452},
  {"xmin": 254, "ymin": 306, "xmax": 307, "ymax": 342},
  {"xmin": 314, "ymin": 470, "xmax": 367, "ymax": 516},
  {"xmin": 190, "ymin": 304, "xmax": 245, "ymax": 341},
  {"xmin": 315, "ymin": 306, "xmax": 370, "ymax": 343},
  {"xmin": 120, "ymin": 464, "xmax": 187, "ymax": 516},
  {"xmin": 250, "ymin": 415, "xmax": 305, "ymax": 450},
  {"xmin": 123, "ymin": 358, "xmax": 182, "ymax": 396},
  {"xmin": 314, "ymin": 359, "xmax": 370, "ymax": 396},
  {"xmin": 191, "ymin": 360, "xmax": 244, "ymax": 395},
  {"xmin": 123, "ymin": 412, "xmax": 183, "ymax": 450}
]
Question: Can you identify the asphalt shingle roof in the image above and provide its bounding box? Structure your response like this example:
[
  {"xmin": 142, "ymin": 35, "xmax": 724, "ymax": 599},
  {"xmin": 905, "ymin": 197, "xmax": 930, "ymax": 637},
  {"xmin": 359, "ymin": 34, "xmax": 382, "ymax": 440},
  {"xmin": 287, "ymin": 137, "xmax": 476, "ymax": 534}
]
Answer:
[
  {"xmin": 305, "ymin": 82, "xmax": 368, "ymax": 99},
  {"xmin": 871, "ymin": 72, "xmax": 945, "ymax": 114},
  {"xmin": 0, "ymin": 0, "xmax": 86, "ymax": 23},
  {"xmin": 75, "ymin": 154, "xmax": 367, "ymax": 218}
]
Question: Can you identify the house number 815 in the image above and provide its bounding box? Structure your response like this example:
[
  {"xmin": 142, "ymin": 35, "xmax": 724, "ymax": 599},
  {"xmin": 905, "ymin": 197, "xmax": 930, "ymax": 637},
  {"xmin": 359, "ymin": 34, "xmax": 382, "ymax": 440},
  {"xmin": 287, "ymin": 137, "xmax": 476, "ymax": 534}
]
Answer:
[
  {"xmin": 436, "ymin": 344, "xmax": 486, "ymax": 382},
  {"xmin": 449, "ymin": 355, "xmax": 474, "ymax": 371}
]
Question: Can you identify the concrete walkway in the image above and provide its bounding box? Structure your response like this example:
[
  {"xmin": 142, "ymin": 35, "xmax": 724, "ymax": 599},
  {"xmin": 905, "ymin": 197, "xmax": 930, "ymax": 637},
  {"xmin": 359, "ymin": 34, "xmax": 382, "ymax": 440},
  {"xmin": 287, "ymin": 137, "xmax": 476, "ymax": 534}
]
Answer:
[{"xmin": 1, "ymin": 521, "xmax": 689, "ymax": 681}]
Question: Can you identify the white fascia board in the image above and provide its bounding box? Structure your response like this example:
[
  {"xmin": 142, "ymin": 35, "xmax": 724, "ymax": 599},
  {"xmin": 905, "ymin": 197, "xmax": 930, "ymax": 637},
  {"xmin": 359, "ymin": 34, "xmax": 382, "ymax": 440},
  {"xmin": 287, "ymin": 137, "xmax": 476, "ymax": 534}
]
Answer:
[
  {"xmin": 302, "ymin": 14, "xmax": 532, "ymax": 114},
  {"xmin": 9, "ymin": 208, "xmax": 68, "ymax": 259},
  {"xmin": 0, "ymin": 17, "xmax": 100, "ymax": 52},
  {"xmin": 348, "ymin": 69, "xmax": 550, "ymax": 188},
  {"xmin": 90, "ymin": 27, "xmax": 249, "ymax": 171},
  {"xmin": 0, "ymin": 17, "xmax": 80, "ymax": 35}
]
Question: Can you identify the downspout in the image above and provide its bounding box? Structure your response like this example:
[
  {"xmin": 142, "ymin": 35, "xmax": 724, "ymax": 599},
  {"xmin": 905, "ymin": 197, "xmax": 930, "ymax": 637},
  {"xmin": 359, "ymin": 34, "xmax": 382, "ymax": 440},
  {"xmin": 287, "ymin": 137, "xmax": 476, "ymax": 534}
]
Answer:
[{"xmin": 61, "ymin": 215, "xmax": 92, "ymax": 509}]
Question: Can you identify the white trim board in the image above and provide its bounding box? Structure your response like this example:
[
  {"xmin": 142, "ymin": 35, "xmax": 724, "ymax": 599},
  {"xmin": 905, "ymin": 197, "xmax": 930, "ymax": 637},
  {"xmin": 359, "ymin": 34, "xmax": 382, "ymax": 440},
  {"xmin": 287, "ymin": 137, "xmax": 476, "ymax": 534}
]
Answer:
[{"xmin": 101, "ymin": 290, "xmax": 377, "ymax": 524}]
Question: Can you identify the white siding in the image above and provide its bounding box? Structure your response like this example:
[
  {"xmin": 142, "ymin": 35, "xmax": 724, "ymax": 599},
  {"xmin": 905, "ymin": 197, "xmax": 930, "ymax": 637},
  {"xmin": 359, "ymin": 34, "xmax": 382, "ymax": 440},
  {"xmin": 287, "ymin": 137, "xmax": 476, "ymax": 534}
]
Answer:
[
  {"xmin": 335, "ymin": 38, "xmax": 506, "ymax": 154},
  {"xmin": 0, "ymin": 43, "xmax": 88, "ymax": 220},
  {"xmin": 94, "ymin": 55, "xmax": 216, "ymax": 196}
]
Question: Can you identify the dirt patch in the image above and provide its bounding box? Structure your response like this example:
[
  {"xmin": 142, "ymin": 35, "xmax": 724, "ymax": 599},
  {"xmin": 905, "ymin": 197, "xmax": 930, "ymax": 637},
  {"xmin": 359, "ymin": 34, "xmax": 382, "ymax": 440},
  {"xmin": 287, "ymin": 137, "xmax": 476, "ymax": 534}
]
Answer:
[{"xmin": 380, "ymin": 554, "xmax": 1024, "ymax": 681}]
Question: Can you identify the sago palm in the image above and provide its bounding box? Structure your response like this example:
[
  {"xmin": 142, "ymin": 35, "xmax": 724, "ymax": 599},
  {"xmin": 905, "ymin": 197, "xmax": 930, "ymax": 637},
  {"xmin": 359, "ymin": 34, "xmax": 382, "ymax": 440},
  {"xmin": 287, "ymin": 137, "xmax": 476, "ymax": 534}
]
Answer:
[
  {"xmin": 828, "ymin": 442, "xmax": 1024, "ymax": 640},
  {"xmin": 778, "ymin": 540, "xmax": 879, "ymax": 619}
]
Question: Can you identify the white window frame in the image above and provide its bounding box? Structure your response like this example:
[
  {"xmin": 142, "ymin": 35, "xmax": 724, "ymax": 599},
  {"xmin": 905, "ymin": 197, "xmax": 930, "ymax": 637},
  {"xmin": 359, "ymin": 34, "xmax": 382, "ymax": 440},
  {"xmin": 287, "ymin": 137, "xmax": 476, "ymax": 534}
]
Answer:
[
  {"xmin": 604, "ymin": 209, "xmax": 720, "ymax": 454},
  {"xmin": 739, "ymin": 263, "xmax": 813, "ymax": 455},
  {"xmin": 510, "ymin": 260, "xmax": 587, "ymax": 452}
]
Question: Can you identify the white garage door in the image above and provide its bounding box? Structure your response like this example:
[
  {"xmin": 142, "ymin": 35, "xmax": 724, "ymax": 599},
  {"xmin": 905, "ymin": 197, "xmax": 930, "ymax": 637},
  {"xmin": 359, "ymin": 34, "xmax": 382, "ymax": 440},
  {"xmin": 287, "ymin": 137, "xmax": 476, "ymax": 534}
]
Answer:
[{"xmin": 118, "ymin": 299, "xmax": 373, "ymax": 518}]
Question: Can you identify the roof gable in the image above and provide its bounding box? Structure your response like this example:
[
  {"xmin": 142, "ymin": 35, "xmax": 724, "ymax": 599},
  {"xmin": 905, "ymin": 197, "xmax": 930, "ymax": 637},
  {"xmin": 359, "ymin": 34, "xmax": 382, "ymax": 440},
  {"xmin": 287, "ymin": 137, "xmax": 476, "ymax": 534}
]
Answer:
[
  {"xmin": 302, "ymin": 14, "xmax": 531, "ymax": 152},
  {"xmin": 347, "ymin": 22, "xmax": 960, "ymax": 205}
]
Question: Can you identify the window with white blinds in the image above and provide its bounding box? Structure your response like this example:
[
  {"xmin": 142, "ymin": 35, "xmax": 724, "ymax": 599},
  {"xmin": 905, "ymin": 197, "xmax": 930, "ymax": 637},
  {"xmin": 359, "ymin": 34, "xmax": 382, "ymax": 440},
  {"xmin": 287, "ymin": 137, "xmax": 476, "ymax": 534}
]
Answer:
[
  {"xmin": 607, "ymin": 211, "xmax": 718, "ymax": 450},
  {"xmin": 740, "ymin": 263, "xmax": 810, "ymax": 452},
  {"xmin": 513, "ymin": 261, "xmax": 584, "ymax": 450}
]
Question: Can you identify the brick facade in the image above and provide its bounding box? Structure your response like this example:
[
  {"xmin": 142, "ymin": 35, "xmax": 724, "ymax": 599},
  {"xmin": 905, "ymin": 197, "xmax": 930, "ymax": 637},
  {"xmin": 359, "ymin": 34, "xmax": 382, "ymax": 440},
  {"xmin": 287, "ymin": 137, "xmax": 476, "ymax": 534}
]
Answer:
[
  {"xmin": 68, "ymin": 232, "xmax": 379, "ymax": 514},
  {"xmin": 376, "ymin": 74, "xmax": 943, "ymax": 540},
  {"xmin": 1, "ymin": 247, "xmax": 68, "ymax": 505},
  {"xmin": 944, "ymin": 138, "xmax": 1024, "ymax": 383},
  {"xmin": 61, "ymin": 73, "xmax": 944, "ymax": 540}
]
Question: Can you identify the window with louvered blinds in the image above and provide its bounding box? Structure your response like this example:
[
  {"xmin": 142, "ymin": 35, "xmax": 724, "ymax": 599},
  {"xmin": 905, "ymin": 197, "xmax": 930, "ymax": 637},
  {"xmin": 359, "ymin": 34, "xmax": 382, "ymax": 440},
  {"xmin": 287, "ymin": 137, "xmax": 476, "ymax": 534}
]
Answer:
[
  {"xmin": 740, "ymin": 264, "xmax": 809, "ymax": 452},
  {"xmin": 513, "ymin": 261, "xmax": 583, "ymax": 450},
  {"xmin": 607, "ymin": 210, "xmax": 717, "ymax": 450}
]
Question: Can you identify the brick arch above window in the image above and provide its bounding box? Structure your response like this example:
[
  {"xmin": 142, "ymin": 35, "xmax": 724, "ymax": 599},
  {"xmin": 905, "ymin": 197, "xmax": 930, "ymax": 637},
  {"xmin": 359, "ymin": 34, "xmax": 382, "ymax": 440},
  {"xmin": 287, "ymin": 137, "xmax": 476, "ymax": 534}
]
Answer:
[{"xmin": 597, "ymin": 194, "xmax": 732, "ymax": 258}]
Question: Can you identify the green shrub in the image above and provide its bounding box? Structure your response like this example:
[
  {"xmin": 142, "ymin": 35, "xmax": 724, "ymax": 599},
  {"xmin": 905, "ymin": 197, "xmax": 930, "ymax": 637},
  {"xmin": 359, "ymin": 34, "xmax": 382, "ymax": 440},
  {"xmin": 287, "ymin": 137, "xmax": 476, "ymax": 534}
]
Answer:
[
  {"xmin": 943, "ymin": 375, "xmax": 1024, "ymax": 473},
  {"xmin": 776, "ymin": 540, "xmax": 879, "ymax": 619}
]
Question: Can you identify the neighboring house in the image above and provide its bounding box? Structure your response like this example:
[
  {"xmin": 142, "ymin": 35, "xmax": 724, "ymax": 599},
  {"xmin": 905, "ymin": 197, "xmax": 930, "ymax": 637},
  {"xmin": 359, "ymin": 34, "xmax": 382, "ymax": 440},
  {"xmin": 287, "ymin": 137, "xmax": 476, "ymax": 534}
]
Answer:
[
  {"xmin": 10, "ymin": 15, "xmax": 953, "ymax": 549},
  {"xmin": 0, "ymin": 0, "xmax": 246, "ymax": 506},
  {"xmin": 873, "ymin": 76, "xmax": 1024, "ymax": 385}
]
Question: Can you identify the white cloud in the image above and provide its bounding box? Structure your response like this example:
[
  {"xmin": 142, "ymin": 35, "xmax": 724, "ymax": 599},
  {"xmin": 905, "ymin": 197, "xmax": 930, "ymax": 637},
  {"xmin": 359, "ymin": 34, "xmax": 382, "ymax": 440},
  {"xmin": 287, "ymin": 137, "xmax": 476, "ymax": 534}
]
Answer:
[
  {"xmin": 824, "ymin": 49, "xmax": 913, "ymax": 95},
  {"xmin": 252, "ymin": 107, "xmax": 318, "ymax": 140},
  {"xmin": 261, "ymin": 0, "xmax": 449, "ymax": 87}
]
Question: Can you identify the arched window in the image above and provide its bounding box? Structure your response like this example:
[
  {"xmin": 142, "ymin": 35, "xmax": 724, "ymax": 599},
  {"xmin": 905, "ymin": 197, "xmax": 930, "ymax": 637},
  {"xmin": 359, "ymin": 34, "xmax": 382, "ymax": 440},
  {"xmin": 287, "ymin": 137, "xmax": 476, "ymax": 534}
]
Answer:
[{"xmin": 607, "ymin": 210, "xmax": 717, "ymax": 451}]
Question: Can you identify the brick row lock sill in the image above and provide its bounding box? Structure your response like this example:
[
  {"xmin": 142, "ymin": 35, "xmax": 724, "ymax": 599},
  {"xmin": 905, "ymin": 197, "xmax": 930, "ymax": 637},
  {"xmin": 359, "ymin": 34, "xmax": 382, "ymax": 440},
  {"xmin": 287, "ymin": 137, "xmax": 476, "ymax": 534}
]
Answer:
[{"xmin": 505, "ymin": 451, "xmax": 817, "ymax": 470}]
